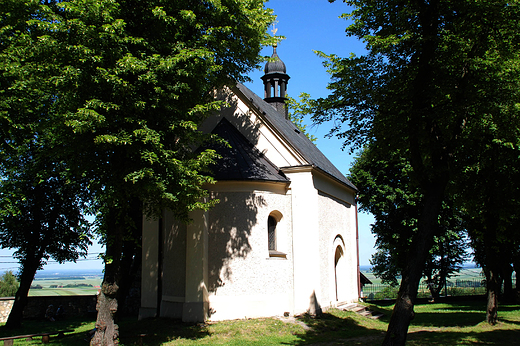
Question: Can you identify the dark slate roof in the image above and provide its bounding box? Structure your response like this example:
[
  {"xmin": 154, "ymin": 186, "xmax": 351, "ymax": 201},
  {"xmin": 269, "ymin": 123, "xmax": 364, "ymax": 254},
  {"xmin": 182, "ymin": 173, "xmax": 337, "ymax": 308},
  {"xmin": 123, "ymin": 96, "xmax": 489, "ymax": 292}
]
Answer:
[
  {"xmin": 360, "ymin": 272, "xmax": 372, "ymax": 285},
  {"xmin": 206, "ymin": 117, "xmax": 289, "ymax": 182},
  {"xmin": 234, "ymin": 83, "xmax": 357, "ymax": 192}
]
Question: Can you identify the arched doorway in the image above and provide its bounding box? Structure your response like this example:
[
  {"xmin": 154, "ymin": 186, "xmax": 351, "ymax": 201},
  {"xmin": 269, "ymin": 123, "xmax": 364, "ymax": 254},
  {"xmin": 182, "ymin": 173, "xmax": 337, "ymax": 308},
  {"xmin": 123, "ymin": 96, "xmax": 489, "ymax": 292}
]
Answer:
[{"xmin": 334, "ymin": 243, "xmax": 348, "ymax": 302}]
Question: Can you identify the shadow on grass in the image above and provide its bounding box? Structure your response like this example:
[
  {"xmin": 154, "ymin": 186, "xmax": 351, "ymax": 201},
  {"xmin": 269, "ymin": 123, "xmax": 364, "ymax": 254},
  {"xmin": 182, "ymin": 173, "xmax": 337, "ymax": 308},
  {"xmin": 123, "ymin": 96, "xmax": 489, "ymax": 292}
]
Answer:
[
  {"xmin": 118, "ymin": 318, "xmax": 210, "ymax": 346},
  {"xmin": 280, "ymin": 310, "xmax": 385, "ymax": 345},
  {"xmin": 0, "ymin": 316, "xmax": 97, "ymax": 345},
  {"xmin": 3, "ymin": 300, "xmax": 516, "ymax": 346},
  {"xmin": 121, "ymin": 312, "xmax": 385, "ymax": 346},
  {"xmin": 411, "ymin": 311, "xmax": 484, "ymax": 327},
  {"xmin": 407, "ymin": 328, "xmax": 520, "ymax": 345}
]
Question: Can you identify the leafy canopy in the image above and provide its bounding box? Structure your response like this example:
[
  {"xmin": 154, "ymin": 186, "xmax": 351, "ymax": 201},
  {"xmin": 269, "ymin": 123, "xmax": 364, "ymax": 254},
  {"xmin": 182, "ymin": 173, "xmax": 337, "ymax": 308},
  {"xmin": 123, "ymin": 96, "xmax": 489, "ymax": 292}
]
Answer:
[{"xmin": 2, "ymin": 0, "xmax": 279, "ymax": 225}]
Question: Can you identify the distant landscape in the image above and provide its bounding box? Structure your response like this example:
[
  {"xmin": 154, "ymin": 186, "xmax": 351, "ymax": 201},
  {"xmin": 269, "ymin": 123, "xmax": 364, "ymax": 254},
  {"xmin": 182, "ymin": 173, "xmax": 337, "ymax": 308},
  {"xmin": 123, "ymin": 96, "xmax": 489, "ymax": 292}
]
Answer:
[
  {"xmin": 24, "ymin": 265, "xmax": 484, "ymax": 297},
  {"xmin": 28, "ymin": 269, "xmax": 102, "ymax": 296},
  {"xmin": 361, "ymin": 263, "xmax": 482, "ymax": 285}
]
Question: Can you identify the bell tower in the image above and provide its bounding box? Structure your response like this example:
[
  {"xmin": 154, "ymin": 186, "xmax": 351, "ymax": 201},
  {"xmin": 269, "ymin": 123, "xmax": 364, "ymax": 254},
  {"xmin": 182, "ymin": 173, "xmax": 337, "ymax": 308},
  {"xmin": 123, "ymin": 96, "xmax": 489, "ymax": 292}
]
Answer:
[{"xmin": 261, "ymin": 44, "xmax": 290, "ymax": 118}]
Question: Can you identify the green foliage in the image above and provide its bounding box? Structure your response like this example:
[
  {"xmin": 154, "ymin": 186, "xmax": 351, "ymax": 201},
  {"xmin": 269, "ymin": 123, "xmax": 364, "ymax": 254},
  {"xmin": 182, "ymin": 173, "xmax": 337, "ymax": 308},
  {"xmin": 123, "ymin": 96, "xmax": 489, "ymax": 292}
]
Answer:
[
  {"xmin": 1, "ymin": 0, "xmax": 277, "ymax": 333},
  {"xmin": 0, "ymin": 271, "xmax": 19, "ymax": 297},
  {"xmin": 374, "ymin": 286, "xmax": 399, "ymax": 300},
  {"xmin": 350, "ymin": 144, "xmax": 468, "ymax": 289},
  {"xmin": 314, "ymin": 0, "xmax": 520, "ymax": 175},
  {"xmin": 1, "ymin": 0, "xmax": 278, "ymax": 225},
  {"xmin": 286, "ymin": 92, "xmax": 317, "ymax": 143},
  {"xmin": 316, "ymin": 0, "xmax": 520, "ymax": 340}
]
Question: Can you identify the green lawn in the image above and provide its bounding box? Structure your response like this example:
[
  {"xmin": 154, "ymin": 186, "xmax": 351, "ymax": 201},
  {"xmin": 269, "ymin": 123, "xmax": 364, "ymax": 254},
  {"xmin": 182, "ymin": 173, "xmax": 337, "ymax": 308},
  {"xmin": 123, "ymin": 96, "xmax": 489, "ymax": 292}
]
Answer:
[{"xmin": 0, "ymin": 300, "xmax": 518, "ymax": 345}]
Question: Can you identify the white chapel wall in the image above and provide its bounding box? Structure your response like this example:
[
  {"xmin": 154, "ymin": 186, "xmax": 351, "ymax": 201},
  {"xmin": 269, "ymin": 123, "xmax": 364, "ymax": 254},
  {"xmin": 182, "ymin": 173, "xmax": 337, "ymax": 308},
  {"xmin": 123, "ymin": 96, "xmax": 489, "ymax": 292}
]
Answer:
[
  {"xmin": 160, "ymin": 211, "xmax": 187, "ymax": 318},
  {"xmin": 318, "ymin": 190, "xmax": 359, "ymax": 306},
  {"xmin": 205, "ymin": 183, "xmax": 294, "ymax": 320}
]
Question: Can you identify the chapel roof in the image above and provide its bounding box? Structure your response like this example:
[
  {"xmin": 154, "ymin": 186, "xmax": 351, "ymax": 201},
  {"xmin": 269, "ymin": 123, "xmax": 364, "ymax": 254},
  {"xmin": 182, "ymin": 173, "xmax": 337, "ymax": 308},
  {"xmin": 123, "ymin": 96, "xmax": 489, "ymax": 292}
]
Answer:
[
  {"xmin": 206, "ymin": 117, "xmax": 289, "ymax": 183},
  {"xmin": 234, "ymin": 83, "xmax": 357, "ymax": 192}
]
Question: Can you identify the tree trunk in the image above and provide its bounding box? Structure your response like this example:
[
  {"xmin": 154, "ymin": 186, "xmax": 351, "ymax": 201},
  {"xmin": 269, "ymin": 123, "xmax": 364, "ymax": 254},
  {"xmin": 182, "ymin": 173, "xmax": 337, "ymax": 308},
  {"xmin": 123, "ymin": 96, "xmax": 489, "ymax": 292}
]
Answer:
[
  {"xmin": 382, "ymin": 180, "xmax": 447, "ymax": 346},
  {"xmin": 426, "ymin": 277, "xmax": 440, "ymax": 301},
  {"xmin": 5, "ymin": 258, "xmax": 41, "ymax": 329},
  {"xmin": 486, "ymin": 268, "xmax": 499, "ymax": 325},
  {"xmin": 115, "ymin": 240, "xmax": 141, "ymax": 319},
  {"xmin": 115, "ymin": 199, "xmax": 142, "ymax": 320},
  {"xmin": 91, "ymin": 208, "xmax": 124, "ymax": 346}
]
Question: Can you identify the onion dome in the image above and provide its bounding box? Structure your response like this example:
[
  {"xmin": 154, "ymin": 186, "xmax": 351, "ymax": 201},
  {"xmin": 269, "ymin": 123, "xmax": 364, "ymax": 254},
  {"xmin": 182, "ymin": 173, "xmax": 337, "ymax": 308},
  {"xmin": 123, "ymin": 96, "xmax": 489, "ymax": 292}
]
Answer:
[
  {"xmin": 264, "ymin": 45, "xmax": 286, "ymax": 74},
  {"xmin": 261, "ymin": 44, "xmax": 290, "ymax": 118}
]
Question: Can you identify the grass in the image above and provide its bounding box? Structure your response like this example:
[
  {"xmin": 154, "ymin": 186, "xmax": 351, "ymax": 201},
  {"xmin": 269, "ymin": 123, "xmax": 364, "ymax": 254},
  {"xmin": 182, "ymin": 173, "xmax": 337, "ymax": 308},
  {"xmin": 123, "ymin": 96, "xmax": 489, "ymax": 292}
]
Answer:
[{"xmin": 0, "ymin": 300, "xmax": 518, "ymax": 345}]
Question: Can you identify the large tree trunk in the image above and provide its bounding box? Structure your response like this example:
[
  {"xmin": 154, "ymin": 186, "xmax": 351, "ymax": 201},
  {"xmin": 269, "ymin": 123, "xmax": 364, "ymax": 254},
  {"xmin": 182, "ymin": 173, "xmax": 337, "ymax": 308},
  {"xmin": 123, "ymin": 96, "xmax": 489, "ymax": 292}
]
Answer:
[
  {"xmin": 115, "ymin": 199, "xmax": 142, "ymax": 320},
  {"xmin": 486, "ymin": 268, "xmax": 499, "ymax": 325},
  {"xmin": 5, "ymin": 257, "xmax": 41, "ymax": 329},
  {"xmin": 382, "ymin": 180, "xmax": 447, "ymax": 346},
  {"xmin": 91, "ymin": 209, "xmax": 124, "ymax": 346}
]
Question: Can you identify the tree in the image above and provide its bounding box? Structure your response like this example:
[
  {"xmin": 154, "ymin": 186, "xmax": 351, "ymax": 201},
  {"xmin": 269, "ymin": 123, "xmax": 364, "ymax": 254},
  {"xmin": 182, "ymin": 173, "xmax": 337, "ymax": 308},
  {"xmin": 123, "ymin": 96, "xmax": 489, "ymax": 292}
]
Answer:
[
  {"xmin": 0, "ymin": 271, "xmax": 19, "ymax": 297},
  {"xmin": 350, "ymin": 144, "xmax": 468, "ymax": 298},
  {"xmin": 2, "ymin": 1, "xmax": 276, "ymax": 344},
  {"xmin": 1, "ymin": 1, "xmax": 93, "ymax": 329},
  {"xmin": 457, "ymin": 139, "xmax": 520, "ymax": 321},
  {"xmin": 0, "ymin": 145, "xmax": 92, "ymax": 329},
  {"xmin": 314, "ymin": 1, "xmax": 520, "ymax": 344}
]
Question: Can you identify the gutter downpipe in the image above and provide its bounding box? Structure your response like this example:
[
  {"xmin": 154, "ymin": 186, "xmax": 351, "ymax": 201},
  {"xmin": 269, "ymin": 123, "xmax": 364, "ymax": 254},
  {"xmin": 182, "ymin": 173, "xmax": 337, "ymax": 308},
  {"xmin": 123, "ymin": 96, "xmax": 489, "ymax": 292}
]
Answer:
[
  {"xmin": 157, "ymin": 216, "xmax": 163, "ymax": 317},
  {"xmin": 355, "ymin": 196, "xmax": 361, "ymax": 300}
]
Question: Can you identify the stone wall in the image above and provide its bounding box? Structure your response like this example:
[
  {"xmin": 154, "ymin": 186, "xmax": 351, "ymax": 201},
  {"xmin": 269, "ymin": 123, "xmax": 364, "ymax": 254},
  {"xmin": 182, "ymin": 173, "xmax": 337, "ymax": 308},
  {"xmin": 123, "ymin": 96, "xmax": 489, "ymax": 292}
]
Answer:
[
  {"xmin": 0, "ymin": 298, "xmax": 14, "ymax": 323},
  {"xmin": 0, "ymin": 295, "xmax": 97, "ymax": 323},
  {"xmin": 0, "ymin": 293, "xmax": 141, "ymax": 323}
]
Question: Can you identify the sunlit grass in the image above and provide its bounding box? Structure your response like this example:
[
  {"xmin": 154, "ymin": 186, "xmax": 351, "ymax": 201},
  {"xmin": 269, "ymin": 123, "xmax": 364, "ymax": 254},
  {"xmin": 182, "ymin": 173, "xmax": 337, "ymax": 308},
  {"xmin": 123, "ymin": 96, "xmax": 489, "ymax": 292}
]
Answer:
[{"xmin": 0, "ymin": 300, "xmax": 518, "ymax": 345}]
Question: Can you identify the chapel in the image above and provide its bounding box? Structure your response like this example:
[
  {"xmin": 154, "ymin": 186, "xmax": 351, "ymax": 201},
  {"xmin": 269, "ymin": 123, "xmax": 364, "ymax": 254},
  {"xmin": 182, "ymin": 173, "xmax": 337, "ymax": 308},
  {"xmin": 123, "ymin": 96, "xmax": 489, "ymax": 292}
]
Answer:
[{"xmin": 139, "ymin": 46, "xmax": 360, "ymax": 322}]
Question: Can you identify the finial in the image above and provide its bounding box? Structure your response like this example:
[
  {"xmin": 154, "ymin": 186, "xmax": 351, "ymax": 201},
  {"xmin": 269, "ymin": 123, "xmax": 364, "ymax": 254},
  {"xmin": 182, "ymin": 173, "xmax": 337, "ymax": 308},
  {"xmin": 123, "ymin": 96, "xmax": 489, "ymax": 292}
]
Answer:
[
  {"xmin": 271, "ymin": 20, "xmax": 279, "ymax": 36},
  {"xmin": 271, "ymin": 21, "xmax": 279, "ymax": 51}
]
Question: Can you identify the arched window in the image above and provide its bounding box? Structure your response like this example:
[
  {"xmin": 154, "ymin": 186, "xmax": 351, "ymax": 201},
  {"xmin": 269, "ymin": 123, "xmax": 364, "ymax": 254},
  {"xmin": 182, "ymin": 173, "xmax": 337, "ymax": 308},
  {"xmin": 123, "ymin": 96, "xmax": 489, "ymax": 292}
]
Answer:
[
  {"xmin": 268, "ymin": 211, "xmax": 286, "ymax": 258},
  {"xmin": 268, "ymin": 216, "xmax": 277, "ymax": 251}
]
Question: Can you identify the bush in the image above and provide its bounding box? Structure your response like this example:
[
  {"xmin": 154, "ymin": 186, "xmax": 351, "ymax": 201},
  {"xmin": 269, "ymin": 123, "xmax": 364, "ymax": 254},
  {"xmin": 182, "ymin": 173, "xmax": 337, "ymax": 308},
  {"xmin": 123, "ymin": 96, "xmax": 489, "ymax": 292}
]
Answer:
[
  {"xmin": 375, "ymin": 286, "xmax": 399, "ymax": 299},
  {"xmin": 0, "ymin": 271, "xmax": 19, "ymax": 297}
]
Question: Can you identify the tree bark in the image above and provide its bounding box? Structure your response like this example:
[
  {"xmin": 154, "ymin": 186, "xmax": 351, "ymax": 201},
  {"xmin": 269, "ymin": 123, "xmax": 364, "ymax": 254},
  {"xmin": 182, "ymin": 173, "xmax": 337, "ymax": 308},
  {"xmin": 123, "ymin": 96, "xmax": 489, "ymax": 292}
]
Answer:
[
  {"xmin": 5, "ymin": 257, "xmax": 41, "ymax": 329},
  {"xmin": 91, "ymin": 208, "xmax": 124, "ymax": 346},
  {"xmin": 486, "ymin": 268, "xmax": 499, "ymax": 325},
  {"xmin": 115, "ymin": 199, "xmax": 142, "ymax": 320},
  {"xmin": 382, "ymin": 179, "xmax": 447, "ymax": 346}
]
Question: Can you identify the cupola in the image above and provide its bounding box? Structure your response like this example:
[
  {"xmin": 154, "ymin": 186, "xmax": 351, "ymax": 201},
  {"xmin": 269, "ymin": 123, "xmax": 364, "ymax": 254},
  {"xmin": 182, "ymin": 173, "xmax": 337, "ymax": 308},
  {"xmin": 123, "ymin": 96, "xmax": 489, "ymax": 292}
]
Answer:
[{"xmin": 261, "ymin": 44, "xmax": 290, "ymax": 118}]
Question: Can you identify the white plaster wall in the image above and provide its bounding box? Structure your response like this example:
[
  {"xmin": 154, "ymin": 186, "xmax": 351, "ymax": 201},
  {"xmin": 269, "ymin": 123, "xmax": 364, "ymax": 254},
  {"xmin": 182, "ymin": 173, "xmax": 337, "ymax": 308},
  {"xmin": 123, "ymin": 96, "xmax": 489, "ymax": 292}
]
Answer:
[
  {"xmin": 205, "ymin": 188, "xmax": 293, "ymax": 320},
  {"xmin": 140, "ymin": 217, "xmax": 159, "ymax": 319},
  {"xmin": 286, "ymin": 169, "xmax": 322, "ymax": 315},
  {"xmin": 318, "ymin": 191, "xmax": 359, "ymax": 307},
  {"xmin": 160, "ymin": 211, "xmax": 187, "ymax": 318}
]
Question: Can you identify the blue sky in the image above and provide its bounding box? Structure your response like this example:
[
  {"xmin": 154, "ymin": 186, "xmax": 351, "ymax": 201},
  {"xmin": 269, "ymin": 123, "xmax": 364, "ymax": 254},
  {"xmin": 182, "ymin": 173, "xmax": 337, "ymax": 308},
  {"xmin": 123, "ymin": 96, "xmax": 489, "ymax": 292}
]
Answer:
[{"xmin": 0, "ymin": 0, "xmax": 377, "ymax": 274}]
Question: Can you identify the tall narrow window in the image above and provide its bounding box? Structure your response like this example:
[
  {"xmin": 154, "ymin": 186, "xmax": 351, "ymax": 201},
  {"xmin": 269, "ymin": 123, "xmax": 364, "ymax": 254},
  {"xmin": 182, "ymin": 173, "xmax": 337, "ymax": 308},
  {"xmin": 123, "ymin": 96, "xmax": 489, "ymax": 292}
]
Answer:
[
  {"xmin": 268, "ymin": 215, "xmax": 276, "ymax": 251},
  {"xmin": 268, "ymin": 212, "xmax": 286, "ymax": 259}
]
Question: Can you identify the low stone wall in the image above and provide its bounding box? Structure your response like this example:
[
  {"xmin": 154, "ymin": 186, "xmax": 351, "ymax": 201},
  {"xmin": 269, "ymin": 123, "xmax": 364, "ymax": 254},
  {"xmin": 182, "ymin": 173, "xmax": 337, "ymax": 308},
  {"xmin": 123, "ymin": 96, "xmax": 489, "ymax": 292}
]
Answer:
[
  {"xmin": 0, "ymin": 295, "xmax": 98, "ymax": 323},
  {"xmin": 0, "ymin": 298, "xmax": 14, "ymax": 323}
]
